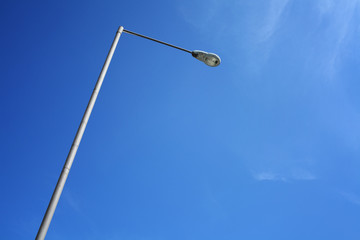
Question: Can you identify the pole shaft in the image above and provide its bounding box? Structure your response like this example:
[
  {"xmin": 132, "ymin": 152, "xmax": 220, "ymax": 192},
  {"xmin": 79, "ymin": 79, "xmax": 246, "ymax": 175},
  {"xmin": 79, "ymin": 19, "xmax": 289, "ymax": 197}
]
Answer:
[{"xmin": 35, "ymin": 26, "xmax": 124, "ymax": 240}]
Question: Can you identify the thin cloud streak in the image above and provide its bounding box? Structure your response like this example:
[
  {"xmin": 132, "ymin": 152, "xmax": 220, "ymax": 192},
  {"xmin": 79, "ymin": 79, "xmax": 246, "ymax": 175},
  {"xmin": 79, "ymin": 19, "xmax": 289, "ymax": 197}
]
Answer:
[
  {"xmin": 253, "ymin": 171, "xmax": 287, "ymax": 182},
  {"xmin": 64, "ymin": 192, "xmax": 81, "ymax": 213},
  {"xmin": 315, "ymin": 0, "xmax": 360, "ymax": 78},
  {"xmin": 291, "ymin": 168, "xmax": 317, "ymax": 181},
  {"xmin": 257, "ymin": 0, "xmax": 290, "ymax": 42},
  {"xmin": 252, "ymin": 169, "xmax": 316, "ymax": 182},
  {"xmin": 178, "ymin": 0, "xmax": 220, "ymax": 30},
  {"xmin": 340, "ymin": 192, "xmax": 360, "ymax": 206}
]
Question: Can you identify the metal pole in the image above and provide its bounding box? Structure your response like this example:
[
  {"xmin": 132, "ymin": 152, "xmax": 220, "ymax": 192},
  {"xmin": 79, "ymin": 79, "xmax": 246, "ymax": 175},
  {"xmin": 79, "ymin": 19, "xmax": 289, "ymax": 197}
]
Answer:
[{"xmin": 36, "ymin": 26, "xmax": 124, "ymax": 240}]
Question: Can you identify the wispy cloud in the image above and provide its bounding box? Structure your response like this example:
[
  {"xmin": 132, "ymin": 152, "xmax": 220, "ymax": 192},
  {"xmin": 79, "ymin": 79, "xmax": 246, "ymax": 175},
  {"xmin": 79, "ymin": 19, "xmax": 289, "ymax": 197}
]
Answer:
[
  {"xmin": 178, "ymin": 0, "xmax": 220, "ymax": 30},
  {"xmin": 63, "ymin": 191, "xmax": 81, "ymax": 213},
  {"xmin": 242, "ymin": 0, "xmax": 292, "ymax": 71},
  {"xmin": 252, "ymin": 168, "xmax": 316, "ymax": 182},
  {"xmin": 340, "ymin": 191, "xmax": 360, "ymax": 206},
  {"xmin": 314, "ymin": 0, "xmax": 360, "ymax": 77},
  {"xmin": 257, "ymin": 0, "xmax": 290, "ymax": 42},
  {"xmin": 253, "ymin": 171, "xmax": 287, "ymax": 182},
  {"xmin": 291, "ymin": 168, "xmax": 317, "ymax": 181}
]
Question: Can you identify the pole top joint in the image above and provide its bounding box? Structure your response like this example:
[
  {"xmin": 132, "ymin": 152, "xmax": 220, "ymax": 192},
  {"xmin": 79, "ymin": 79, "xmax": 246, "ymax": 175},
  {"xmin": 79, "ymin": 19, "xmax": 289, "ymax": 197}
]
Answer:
[{"xmin": 117, "ymin": 26, "xmax": 124, "ymax": 33}]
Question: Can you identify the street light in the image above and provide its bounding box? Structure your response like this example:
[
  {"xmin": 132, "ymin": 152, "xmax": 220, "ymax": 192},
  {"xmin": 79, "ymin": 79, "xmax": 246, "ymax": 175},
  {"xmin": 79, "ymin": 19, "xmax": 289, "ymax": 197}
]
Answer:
[
  {"xmin": 35, "ymin": 26, "xmax": 221, "ymax": 240},
  {"xmin": 192, "ymin": 50, "xmax": 220, "ymax": 67}
]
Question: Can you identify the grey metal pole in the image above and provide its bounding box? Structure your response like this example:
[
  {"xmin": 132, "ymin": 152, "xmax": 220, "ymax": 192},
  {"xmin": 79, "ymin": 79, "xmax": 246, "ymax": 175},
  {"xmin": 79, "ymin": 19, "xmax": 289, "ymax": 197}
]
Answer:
[{"xmin": 36, "ymin": 26, "xmax": 124, "ymax": 240}]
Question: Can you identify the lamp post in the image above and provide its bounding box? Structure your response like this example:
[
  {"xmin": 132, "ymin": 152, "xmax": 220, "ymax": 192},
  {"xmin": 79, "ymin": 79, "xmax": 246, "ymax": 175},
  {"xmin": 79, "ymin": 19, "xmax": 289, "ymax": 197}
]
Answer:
[{"xmin": 35, "ymin": 26, "xmax": 220, "ymax": 240}]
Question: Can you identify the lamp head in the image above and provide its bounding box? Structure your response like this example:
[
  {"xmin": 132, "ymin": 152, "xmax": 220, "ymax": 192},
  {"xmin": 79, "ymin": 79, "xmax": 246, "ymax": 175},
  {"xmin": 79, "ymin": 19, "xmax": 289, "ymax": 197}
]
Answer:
[{"xmin": 192, "ymin": 50, "xmax": 221, "ymax": 67}]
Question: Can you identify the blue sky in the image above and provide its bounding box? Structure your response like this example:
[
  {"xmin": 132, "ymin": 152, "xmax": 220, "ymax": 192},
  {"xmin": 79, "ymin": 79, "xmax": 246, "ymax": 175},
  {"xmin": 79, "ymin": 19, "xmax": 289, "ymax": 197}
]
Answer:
[{"xmin": 1, "ymin": 0, "xmax": 360, "ymax": 239}]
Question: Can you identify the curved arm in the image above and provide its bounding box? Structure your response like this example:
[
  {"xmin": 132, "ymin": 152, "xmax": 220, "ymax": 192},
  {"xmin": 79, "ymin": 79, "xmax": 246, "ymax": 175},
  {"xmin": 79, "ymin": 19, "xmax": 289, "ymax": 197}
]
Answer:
[{"xmin": 122, "ymin": 28, "xmax": 220, "ymax": 67}]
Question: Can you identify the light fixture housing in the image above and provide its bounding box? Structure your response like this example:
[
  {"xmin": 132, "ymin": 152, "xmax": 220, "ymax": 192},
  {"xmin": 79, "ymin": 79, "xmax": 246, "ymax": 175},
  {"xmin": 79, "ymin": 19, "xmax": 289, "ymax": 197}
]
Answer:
[{"xmin": 192, "ymin": 50, "xmax": 221, "ymax": 67}]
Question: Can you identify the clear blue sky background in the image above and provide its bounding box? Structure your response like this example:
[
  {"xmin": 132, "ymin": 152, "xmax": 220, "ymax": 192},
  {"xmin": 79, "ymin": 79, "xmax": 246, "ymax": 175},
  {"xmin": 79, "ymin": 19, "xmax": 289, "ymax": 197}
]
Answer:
[{"xmin": 1, "ymin": 0, "xmax": 360, "ymax": 239}]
